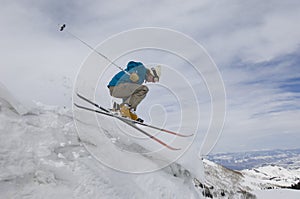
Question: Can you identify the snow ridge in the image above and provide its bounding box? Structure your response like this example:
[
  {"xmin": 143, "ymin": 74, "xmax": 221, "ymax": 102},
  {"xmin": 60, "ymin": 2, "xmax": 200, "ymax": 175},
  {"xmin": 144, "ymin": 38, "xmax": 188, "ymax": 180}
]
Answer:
[
  {"xmin": 0, "ymin": 82, "xmax": 28, "ymax": 115},
  {"xmin": 1, "ymin": 87, "xmax": 299, "ymax": 198}
]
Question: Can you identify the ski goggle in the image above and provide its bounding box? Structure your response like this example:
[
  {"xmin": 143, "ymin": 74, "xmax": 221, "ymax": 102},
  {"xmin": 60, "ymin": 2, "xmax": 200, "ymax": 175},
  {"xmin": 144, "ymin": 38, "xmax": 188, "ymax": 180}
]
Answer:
[{"xmin": 151, "ymin": 67, "xmax": 159, "ymax": 82}]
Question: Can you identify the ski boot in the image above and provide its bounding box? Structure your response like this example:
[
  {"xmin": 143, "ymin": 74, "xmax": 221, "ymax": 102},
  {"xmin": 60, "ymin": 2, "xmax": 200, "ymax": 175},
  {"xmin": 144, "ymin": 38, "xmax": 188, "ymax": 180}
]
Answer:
[{"xmin": 120, "ymin": 103, "xmax": 143, "ymax": 122}]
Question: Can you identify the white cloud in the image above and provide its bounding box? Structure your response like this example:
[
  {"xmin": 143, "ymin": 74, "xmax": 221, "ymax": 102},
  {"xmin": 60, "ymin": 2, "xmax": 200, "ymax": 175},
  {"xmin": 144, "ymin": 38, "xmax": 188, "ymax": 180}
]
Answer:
[{"xmin": 1, "ymin": 0, "xmax": 300, "ymax": 152}]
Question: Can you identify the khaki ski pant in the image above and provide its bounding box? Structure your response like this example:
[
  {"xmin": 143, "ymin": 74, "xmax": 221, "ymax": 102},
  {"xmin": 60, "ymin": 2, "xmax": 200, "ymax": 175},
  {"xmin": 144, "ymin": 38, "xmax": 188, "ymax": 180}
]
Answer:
[{"xmin": 108, "ymin": 83, "xmax": 149, "ymax": 110}]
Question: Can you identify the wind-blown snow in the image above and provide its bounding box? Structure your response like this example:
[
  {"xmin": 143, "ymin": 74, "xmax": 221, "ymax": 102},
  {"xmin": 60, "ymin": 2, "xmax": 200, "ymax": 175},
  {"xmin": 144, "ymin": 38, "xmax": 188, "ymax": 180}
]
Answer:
[
  {"xmin": 1, "ymin": 85, "xmax": 299, "ymax": 198},
  {"xmin": 0, "ymin": 82, "xmax": 28, "ymax": 115},
  {"xmin": 0, "ymin": 85, "xmax": 199, "ymax": 199}
]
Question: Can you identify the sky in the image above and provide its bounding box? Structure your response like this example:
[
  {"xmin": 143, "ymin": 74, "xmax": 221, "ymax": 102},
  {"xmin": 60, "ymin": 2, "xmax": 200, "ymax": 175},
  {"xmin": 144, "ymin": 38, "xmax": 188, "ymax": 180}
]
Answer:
[{"xmin": 1, "ymin": 0, "xmax": 300, "ymax": 153}]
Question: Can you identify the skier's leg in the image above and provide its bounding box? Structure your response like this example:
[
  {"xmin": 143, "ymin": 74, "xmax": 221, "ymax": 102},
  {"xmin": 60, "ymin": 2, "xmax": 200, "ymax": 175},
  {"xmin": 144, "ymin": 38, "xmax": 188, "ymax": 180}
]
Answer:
[
  {"xmin": 109, "ymin": 83, "xmax": 148, "ymax": 111},
  {"xmin": 126, "ymin": 85, "xmax": 149, "ymax": 110},
  {"xmin": 109, "ymin": 83, "xmax": 140, "ymax": 99}
]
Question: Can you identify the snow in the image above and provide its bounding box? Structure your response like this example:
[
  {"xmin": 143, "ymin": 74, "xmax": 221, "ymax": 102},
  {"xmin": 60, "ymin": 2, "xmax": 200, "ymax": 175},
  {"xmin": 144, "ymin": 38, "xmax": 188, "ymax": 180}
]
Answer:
[
  {"xmin": 0, "ymin": 85, "xmax": 200, "ymax": 199},
  {"xmin": 254, "ymin": 189, "xmax": 300, "ymax": 199},
  {"xmin": 73, "ymin": 92, "xmax": 204, "ymax": 178},
  {"xmin": 0, "ymin": 82, "xmax": 28, "ymax": 115},
  {"xmin": 1, "ymin": 84, "xmax": 300, "ymax": 198},
  {"xmin": 242, "ymin": 165, "xmax": 300, "ymax": 188}
]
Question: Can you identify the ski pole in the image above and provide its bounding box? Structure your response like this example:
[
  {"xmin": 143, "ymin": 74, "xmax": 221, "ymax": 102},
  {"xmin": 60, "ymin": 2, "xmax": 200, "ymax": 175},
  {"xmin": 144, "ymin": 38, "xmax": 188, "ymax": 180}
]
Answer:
[{"xmin": 59, "ymin": 24, "xmax": 130, "ymax": 75}]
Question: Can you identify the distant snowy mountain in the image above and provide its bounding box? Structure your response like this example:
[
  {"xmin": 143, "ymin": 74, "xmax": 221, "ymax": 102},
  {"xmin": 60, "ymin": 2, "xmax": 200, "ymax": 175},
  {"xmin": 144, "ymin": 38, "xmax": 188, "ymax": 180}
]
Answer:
[
  {"xmin": 199, "ymin": 159, "xmax": 300, "ymax": 198},
  {"xmin": 207, "ymin": 148, "xmax": 300, "ymax": 170},
  {"xmin": 0, "ymin": 85, "xmax": 299, "ymax": 198}
]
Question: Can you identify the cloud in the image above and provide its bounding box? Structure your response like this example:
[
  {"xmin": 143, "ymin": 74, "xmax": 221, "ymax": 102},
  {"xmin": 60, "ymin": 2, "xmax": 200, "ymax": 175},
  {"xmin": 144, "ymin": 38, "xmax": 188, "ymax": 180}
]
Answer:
[
  {"xmin": 1, "ymin": 0, "xmax": 300, "ymax": 152},
  {"xmin": 188, "ymin": 0, "xmax": 300, "ymax": 64},
  {"xmin": 213, "ymin": 49, "xmax": 300, "ymax": 152}
]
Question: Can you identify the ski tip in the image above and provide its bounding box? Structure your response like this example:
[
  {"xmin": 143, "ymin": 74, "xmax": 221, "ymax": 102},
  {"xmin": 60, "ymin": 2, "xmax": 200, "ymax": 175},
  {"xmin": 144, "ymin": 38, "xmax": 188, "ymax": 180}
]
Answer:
[
  {"xmin": 162, "ymin": 129, "xmax": 194, "ymax": 137},
  {"xmin": 76, "ymin": 92, "xmax": 87, "ymax": 98},
  {"xmin": 74, "ymin": 103, "xmax": 84, "ymax": 110},
  {"xmin": 179, "ymin": 134, "xmax": 194, "ymax": 137},
  {"xmin": 167, "ymin": 146, "xmax": 181, "ymax": 151}
]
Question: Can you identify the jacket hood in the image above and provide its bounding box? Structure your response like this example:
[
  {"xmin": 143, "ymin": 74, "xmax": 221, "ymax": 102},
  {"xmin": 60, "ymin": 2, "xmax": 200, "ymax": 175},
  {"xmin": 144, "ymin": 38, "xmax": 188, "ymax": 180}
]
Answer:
[{"xmin": 126, "ymin": 61, "xmax": 144, "ymax": 71}]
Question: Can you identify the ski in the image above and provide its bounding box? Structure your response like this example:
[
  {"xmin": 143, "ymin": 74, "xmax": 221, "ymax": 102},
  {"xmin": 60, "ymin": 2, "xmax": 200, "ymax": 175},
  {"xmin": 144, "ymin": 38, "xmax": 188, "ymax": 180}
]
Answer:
[
  {"xmin": 114, "ymin": 118, "xmax": 181, "ymax": 151},
  {"xmin": 76, "ymin": 93, "xmax": 193, "ymax": 137},
  {"xmin": 74, "ymin": 103, "xmax": 180, "ymax": 150}
]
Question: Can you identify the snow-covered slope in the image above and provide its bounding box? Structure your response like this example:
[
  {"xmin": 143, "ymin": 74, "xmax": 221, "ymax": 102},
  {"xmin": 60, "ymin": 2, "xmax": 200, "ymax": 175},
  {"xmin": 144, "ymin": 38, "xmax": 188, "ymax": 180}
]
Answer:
[
  {"xmin": 200, "ymin": 159, "xmax": 300, "ymax": 198},
  {"xmin": 0, "ymin": 82, "xmax": 28, "ymax": 115},
  {"xmin": 0, "ymin": 91, "xmax": 199, "ymax": 198},
  {"xmin": 242, "ymin": 165, "xmax": 300, "ymax": 189},
  {"xmin": 1, "ymin": 87, "xmax": 299, "ymax": 198}
]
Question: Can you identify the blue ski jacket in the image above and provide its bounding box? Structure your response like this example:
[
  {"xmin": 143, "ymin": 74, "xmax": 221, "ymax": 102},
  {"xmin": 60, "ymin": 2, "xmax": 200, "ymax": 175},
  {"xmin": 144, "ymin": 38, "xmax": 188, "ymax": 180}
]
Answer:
[{"xmin": 107, "ymin": 61, "xmax": 147, "ymax": 87}]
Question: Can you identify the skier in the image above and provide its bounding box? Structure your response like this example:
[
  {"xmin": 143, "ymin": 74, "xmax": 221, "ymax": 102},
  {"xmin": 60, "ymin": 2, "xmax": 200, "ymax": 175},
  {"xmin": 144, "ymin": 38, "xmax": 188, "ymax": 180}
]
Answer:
[{"xmin": 107, "ymin": 61, "xmax": 161, "ymax": 121}]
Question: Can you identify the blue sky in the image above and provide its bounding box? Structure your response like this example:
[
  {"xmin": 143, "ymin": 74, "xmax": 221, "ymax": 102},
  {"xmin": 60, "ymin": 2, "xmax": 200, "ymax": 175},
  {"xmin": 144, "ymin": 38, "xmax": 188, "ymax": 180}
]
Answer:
[{"xmin": 1, "ymin": 0, "xmax": 300, "ymax": 153}]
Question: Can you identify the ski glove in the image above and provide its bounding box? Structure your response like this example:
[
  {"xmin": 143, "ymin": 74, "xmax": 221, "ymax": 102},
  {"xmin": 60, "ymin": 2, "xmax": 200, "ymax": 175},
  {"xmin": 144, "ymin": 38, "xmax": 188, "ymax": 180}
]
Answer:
[{"xmin": 130, "ymin": 73, "xmax": 139, "ymax": 82}]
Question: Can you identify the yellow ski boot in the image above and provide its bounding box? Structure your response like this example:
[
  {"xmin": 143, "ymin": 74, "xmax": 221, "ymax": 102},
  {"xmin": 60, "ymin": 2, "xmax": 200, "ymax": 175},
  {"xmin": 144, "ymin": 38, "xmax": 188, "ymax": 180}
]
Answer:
[{"xmin": 120, "ymin": 103, "xmax": 131, "ymax": 118}]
